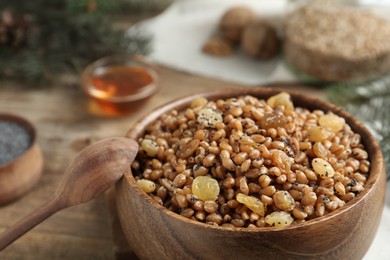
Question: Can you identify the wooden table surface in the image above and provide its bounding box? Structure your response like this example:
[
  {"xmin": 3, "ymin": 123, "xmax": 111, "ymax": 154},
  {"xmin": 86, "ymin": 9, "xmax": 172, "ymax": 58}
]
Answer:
[{"xmin": 0, "ymin": 64, "xmax": 322, "ymax": 259}]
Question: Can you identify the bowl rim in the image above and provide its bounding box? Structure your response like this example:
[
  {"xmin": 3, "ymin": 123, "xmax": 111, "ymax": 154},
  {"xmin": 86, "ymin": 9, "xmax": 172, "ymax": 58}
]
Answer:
[
  {"xmin": 122, "ymin": 86, "xmax": 385, "ymax": 233},
  {"xmin": 0, "ymin": 113, "xmax": 38, "ymax": 169},
  {"xmin": 81, "ymin": 55, "xmax": 160, "ymax": 103}
]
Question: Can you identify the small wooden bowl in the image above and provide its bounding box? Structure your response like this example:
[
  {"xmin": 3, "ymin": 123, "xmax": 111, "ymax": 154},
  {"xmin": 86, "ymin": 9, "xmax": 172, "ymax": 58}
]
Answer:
[
  {"xmin": 81, "ymin": 55, "xmax": 160, "ymax": 117},
  {"xmin": 0, "ymin": 114, "xmax": 44, "ymax": 206},
  {"xmin": 116, "ymin": 87, "xmax": 386, "ymax": 259}
]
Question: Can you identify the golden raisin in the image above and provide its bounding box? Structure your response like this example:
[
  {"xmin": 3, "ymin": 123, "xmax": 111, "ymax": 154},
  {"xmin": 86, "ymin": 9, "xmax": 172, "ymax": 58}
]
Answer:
[
  {"xmin": 267, "ymin": 92, "xmax": 294, "ymax": 111},
  {"xmin": 192, "ymin": 176, "xmax": 220, "ymax": 201},
  {"xmin": 260, "ymin": 112, "xmax": 289, "ymax": 130},
  {"xmin": 312, "ymin": 158, "xmax": 335, "ymax": 178},
  {"xmin": 307, "ymin": 126, "xmax": 331, "ymax": 142},
  {"xmin": 191, "ymin": 97, "xmax": 208, "ymax": 109},
  {"xmin": 265, "ymin": 211, "xmax": 293, "ymax": 227},
  {"xmin": 319, "ymin": 113, "xmax": 345, "ymax": 133},
  {"xmin": 141, "ymin": 139, "xmax": 159, "ymax": 157},
  {"xmin": 273, "ymin": 191, "xmax": 295, "ymax": 211},
  {"xmin": 236, "ymin": 193, "xmax": 265, "ymax": 216},
  {"xmin": 136, "ymin": 179, "xmax": 156, "ymax": 193},
  {"xmin": 197, "ymin": 108, "xmax": 223, "ymax": 128}
]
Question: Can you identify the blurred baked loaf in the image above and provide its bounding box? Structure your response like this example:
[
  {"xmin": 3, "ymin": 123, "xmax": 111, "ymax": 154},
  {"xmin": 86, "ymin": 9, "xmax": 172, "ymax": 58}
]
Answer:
[{"xmin": 284, "ymin": 4, "xmax": 390, "ymax": 82}]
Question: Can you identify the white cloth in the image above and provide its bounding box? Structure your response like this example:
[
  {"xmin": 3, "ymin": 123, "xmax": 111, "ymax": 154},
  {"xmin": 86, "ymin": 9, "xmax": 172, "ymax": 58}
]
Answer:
[
  {"xmin": 365, "ymin": 181, "xmax": 390, "ymax": 259},
  {"xmin": 130, "ymin": 0, "xmax": 296, "ymax": 86}
]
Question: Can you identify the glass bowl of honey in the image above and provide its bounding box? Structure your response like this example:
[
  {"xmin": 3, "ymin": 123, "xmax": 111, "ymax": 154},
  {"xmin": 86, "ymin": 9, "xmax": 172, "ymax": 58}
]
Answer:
[{"xmin": 81, "ymin": 55, "xmax": 160, "ymax": 116}]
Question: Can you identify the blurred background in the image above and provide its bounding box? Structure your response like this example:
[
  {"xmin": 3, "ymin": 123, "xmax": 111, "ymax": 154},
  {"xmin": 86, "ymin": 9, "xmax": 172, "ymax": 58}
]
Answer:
[{"xmin": 0, "ymin": 0, "xmax": 390, "ymax": 259}]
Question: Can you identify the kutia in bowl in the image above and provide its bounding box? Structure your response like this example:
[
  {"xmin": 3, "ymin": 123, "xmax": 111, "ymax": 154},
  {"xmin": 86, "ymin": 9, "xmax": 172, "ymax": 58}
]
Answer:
[{"xmin": 116, "ymin": 87, "xmax": 386, "ymax": 259}]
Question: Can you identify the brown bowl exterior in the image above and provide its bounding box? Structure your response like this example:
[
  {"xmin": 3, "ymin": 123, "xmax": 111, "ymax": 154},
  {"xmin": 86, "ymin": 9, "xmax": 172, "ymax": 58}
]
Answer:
[
  {"xmin": 116, "ymin": 87, "xmax": 386, "ymax": 259},
  {"xmin": 0, "ymin": 114, "xmax": 44, "ymax": 206}
]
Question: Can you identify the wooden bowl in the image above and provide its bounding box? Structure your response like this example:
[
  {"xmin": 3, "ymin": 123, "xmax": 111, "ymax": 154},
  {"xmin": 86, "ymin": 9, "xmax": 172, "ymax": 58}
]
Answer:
[
  {"xmin": 0, "ymin": 114, "xmax": 44, "ymax": 205},
  {"xmin": 116, "ymin": 87, "xmax": 386, "ymax": 259}
]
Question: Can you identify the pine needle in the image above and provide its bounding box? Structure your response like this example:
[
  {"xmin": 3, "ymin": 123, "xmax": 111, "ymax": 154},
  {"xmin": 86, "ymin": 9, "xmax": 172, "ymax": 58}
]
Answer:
[
  {"xmin": 0, "ymin": 0, "xmax": 154, "ymax": 82},
  {"xmin": 326, "ymin": 76, "xmax": 390, "ymax": 180}
]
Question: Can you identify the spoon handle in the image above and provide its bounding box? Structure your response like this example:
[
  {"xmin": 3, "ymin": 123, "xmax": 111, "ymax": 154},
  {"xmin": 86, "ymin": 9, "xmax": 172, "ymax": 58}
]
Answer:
[{"xmin": 0, "ymin": 196, "xmax": 64, "ymax": 251}]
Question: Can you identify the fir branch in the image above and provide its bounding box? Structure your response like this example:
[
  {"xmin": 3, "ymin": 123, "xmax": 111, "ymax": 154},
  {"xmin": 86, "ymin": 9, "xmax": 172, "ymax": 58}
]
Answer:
[
  {"xmin": 67, "ymin": 0, "xmax": 122, "ymax": 13},
  {"xmin": 0, "ymin": 0, "xmax": 153, "ymax": 82},
  {"xmin": 326, "ymin": 76, "xmax": 390, "ymax": 180}
]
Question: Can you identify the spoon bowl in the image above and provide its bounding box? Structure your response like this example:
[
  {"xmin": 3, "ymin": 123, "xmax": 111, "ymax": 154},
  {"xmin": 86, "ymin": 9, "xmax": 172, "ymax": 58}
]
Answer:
[{"xmin": 0, "ymin": 137, "xmax": 138, "ymax": 251}]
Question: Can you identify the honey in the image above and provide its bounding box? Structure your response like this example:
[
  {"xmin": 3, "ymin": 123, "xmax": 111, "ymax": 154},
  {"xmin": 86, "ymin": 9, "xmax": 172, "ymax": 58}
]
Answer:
[
  {"xmin": 82, "ymin": 59, "xmax": 159, "ymax": 117},
  {"xmin": 90, "ymin": 66, "xmax": 154, "ymax": 100}
]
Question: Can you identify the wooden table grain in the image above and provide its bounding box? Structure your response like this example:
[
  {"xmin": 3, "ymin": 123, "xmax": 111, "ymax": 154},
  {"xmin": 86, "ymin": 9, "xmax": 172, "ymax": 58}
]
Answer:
[{"xmin": 0, "ymin": 66, "xmax": 322, "ymax": 259}]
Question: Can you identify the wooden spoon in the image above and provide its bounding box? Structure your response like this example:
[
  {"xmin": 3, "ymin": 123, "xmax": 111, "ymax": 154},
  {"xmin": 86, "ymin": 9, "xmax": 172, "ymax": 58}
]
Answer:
[{"xmin": 0, "ymin": 137, "xmax": 138, "ymax": 251}]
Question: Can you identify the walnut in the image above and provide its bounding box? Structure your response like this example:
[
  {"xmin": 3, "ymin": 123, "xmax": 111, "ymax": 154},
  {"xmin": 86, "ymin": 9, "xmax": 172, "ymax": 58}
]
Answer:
[
  {"xmin": 241, "ymin": 20, "xmax": 280, "ymax": 60},
  {"xmin": 202, "ymin": 37, "xmax": 234, "ymax": 57},
  {"xmin": 218, "ymin": 6, "xmax": 257, "ymax": 44}
]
